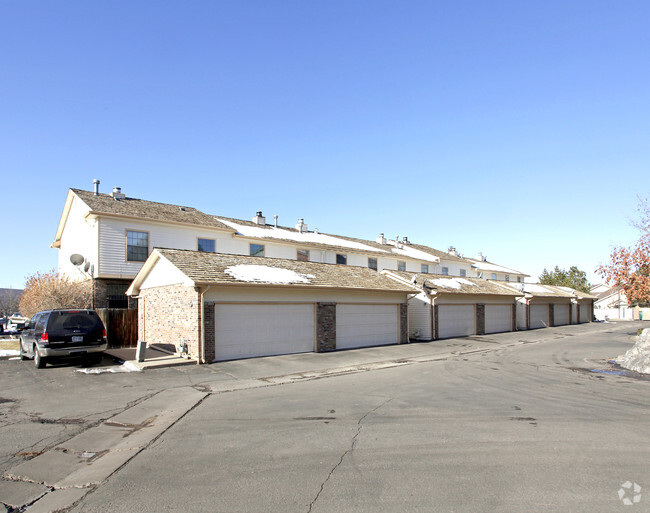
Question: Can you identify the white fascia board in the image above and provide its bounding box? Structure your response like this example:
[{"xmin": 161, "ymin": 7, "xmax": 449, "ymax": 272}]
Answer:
[{"xmin": 51, "ymin": 189, "xmax": 79, "ymax": 248}]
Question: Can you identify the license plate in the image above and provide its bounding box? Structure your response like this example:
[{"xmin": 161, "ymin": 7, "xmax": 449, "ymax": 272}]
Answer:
[{"xmin": 72, "ymin": 336, "xmax": 84, "ymax": 343}]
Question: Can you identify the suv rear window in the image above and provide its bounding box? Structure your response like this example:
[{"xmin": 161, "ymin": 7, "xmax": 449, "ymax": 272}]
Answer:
[{"xmin": 47, "ymin": 311, "xmax": 102, "ymax": 333}]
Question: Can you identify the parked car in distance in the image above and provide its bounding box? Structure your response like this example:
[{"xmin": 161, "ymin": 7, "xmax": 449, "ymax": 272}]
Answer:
[{"xmin": 20, "ymin": 309, "xmax": 107, "ymax": 368}]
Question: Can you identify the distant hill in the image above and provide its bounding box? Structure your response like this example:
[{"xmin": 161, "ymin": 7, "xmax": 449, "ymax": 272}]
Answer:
[{"xmin": 0, "ymin": 288, "xmax": 24, "ymax": 316}]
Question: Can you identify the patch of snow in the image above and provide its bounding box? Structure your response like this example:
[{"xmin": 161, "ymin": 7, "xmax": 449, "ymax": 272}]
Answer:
[
  {"xmin": 216, "ymin": 218, "xmax": 388, "ymax": 254},
  {"xmin": 471, "ymin": 260, "xmax": 523, "ymax": 275},
  {"xmin": 429, "ymin": 278, "xmax": 462, "ymax": 290},
  {"xmin": 0, "ymin": 350, "xmax": 19, "ymax": 357},
  {"xmin": 522, "ymin": 284, "xmax": 552, "ymax": 294},
  {"xmin": 75, "ymin": 361, "xmax": 142, "ymax": 374},
  {"xmin": 617, "ymin": 328, "xmax": 650, "ymax": 374},
  {"xmin": 456, "ymin": 278, "xmax": 478, "ymax": 287},
  {"xmin": 390, "ymin": 246, "xmax": 441, "ymax": 264},
  {"xmin": 225, "ymin": 264, "xmax": 315, "ymax": 284}
]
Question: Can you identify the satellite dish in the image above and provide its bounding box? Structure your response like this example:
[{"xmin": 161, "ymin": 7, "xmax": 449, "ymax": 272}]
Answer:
[
  {"xmin": 70, "ymin": 254, "xmax": 85, "ymax": 266},
  {"xmin": 83, "ymin": 261, "xmax": 91, "ymax": 272}
]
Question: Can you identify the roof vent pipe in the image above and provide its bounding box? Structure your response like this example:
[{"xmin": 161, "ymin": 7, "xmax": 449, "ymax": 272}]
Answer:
[
  {"xmin": 273, "ymin": 215, "xmax": 278, "ymax": 228},
  {"xmin": 93, "ymin": 179, "xmax": 100, "ymax": 196},
  {"xmin": 376, "ymin": 233, "xmax": 386, "ymax": 245}
]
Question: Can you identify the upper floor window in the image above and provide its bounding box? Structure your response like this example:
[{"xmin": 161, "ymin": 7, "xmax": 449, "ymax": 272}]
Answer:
[
  {"xmin": 397, "ymin": 261, "xmax": 406, "ymax": 272},
  {"xmin": 198, "ymin": 238, "xmax": 215, "ymax": 253},
  {"xmin": 441, "ymin": 267, "xmax": 449, "ymax": 275},
  {"xmin": 368, "ymin": 258, "xmax": 378, "ymax": 271},
  {"xmin": 421, "ymin": 264, "xmax": 429, "ymax": 274},
  {"xmin": 126, "ymin": 230, "xmax": 149, "ymax": 262},
  {"xmin": 517, "ymin": 276, "xmax": 522, "ymax": 283},
  {"xmin": 336, "ymin": 254, "xmax": 347, "ymax": 265},
  {"xmin": 297, "ymin": 249, "xmax": 310, "ymax": 262},
  {"xmin": 460, "ymin": 269, "xmax": 466, "ymax": 277},
  {"xmin": 250, "ymin": 243, "xmax": 265, "ymax": 257},
  {"xmin": 491, "ymin": 273, "xmax": 497, "ymax": 280},
  {"xmin": 505, "ymin": 274, "xmax": 510, "ymax": 282}
]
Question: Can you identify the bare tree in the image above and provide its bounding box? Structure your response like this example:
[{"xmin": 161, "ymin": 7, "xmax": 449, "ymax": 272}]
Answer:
[
  {"xmin": 19, "ymin": 270, "xmax": 92, "ymax": 318},
  {"xmin": 0, "ymin": 289, "xmax": 22, "ymax": 317}
]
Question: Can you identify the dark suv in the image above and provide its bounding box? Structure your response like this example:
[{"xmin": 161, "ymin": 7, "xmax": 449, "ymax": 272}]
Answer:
[{"xmin": 20, "ymin": 309, "xmax": 107, "ymax": 368}]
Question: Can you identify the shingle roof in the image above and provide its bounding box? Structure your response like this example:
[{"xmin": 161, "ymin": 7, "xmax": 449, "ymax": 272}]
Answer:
[
  {"xmin": 384, "ymin": 270, "xmax": 523, "ymax": 296},
  {"xmin": 155, "ymin": 248, "xmax": 417, "ymax": 292},
  {"xmin": 72, "ymin": 189, "xmax": 233, "ymax": 230},
  {"xmin": 498, "ymin": 282, "xmax": 576, "ymax": 298}
]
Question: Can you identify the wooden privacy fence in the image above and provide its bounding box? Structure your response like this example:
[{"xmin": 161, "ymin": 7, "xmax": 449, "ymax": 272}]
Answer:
[{"xmin": 96, "ymin": 308, "xmax": 138, "ymax": 348}]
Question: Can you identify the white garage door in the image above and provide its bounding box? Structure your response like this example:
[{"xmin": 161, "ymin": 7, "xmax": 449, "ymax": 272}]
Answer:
[
  {"xmin": 438, "ymin": 305, "xmax": 474, "ymax": 339},
  {"xmin": 214, "ymin": 304, "xmax": 314, "ymax": 361},
  {"xmin": 336, "ymin": 304, "xmax": 399, "ymax": 349},
  {"xmin": 579, "ymin": 302, "xmax": 591, "ymax": 323},
  {"xmin": 554, "ymin": 304, "xmax": 570, "ymax": 326},
  {"xmin": 485, "ymin": 305, "xmax": 512, "ymax": 334},
  {"xmin": 530, "ymin": 304, "xmax": 549, "ymax": 329}
]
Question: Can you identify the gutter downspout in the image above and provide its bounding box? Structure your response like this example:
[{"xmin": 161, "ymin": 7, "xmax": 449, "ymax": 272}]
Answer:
[{"xmin": 198, "ymin": 286, "xmax": 211, "ymax": 364}]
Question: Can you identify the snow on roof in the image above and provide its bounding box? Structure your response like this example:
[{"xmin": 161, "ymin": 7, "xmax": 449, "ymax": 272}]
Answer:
[
  {"xmin": 471, "ymin": 260, "xmax": 525, "ymax": 275},
  {"xmin": 390, "ymin": 245, "xmax": 441, "ymax": 264},
  {"xmin": 429, "ymin": 277, "xmax": 478, "ymax": 290},
  {"xmin": 224, "ymin": 264, "xmax": 315, "ymax": 284},
  {"xmin": 522, "ymin": 283, "xmax": 553, "ymax": 294},
  {"xmin": 216, "ymin": 218, "xmax": 388, "ymax": 254}
]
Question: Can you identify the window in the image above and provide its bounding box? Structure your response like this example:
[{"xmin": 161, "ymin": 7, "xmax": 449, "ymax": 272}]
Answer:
[
  {"xmin": 250, "ymin": 244, "xmax": 265, "ymax": 257},
  {"xmin": 107, "ymin": 284, "xmax": 129, "ymax": 308},
  {"xmin": 397, "ymin": 261, "xmax": 406, "ymax": 272},
  {"xmin": 442, "ymin": 267, "xmax": 449, "ymax": 275},
  {"xmin": 421, "ymin": 264, "xmax": 429, "ymax": 274},
  {"xmin": 297, "ymin": 249, "xmax": 310, "ymax": 262},
  {"xmin": 198, "ymin": 238, "xmax": 215, "ymax": 253},
  {"xmin": 491, "ymin": 273, "xmax": 497, "ymax": 280},
  {"xmin": 127, "ymin": 230, "xmax": 149, "ymax": 262},
  {"xmin": 336, "ymin": 254, "xmax": 347, "ymax": 265},
  {"xmin": 517, "ymin": 276, "xmax": 522, "ymax": 283},
  {"xmin": 368, "ymin": 258, "xmax": 378, "ymax": 271},
  {"xmin": 478, "ymin": 272, "xmax": 483, "ymax": 279},
  {"xmin": 505, "ymin": 274, "xmax": 510, "ymax": 282},
  {"xmin": 460, "ymin": 269, "xmax": 466, "ymax": 277}
]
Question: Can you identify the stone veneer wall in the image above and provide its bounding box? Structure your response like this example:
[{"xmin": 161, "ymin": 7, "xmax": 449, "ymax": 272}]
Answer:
[
  {"xmin": 549, "ymin": 304, "xmax": 555, "ymax": 327},
  {"xmin": 316, "ymin": 303, "xmax": 336, "ymax": 352},
  {"xmin": 399, "ymin": 303, "xmax": 408, "ymax": 343},
  {"xmin": 475, "ymin": 304, "xmax": 485, "ymax": 336},
  {"xmin": 138, "ymin": 284, "xmax": 201, "ymax": 359},
  {"xmin": 511, "ymin": 304, "xmax": 517, "ymax": 332},
  {"xmin": 203, "ymin": 302, "xmax": 216, "ymax": 362}
]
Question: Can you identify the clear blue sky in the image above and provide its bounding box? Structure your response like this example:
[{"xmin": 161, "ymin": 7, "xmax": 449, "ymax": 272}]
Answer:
[{"xmin": 2, "ymin": 0, "xmax": 648, "ymax": 289}]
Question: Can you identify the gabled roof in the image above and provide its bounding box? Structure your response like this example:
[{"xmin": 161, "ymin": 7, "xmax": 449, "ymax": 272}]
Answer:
[
  {"xmin": 551, "ymin": 286, "xmax": 597, "ymax": 300},
  {"xmin": 72, "ymin": 189, "xmax": 234, "ymax": 230},
  {"xmin": 383, "ymin": 270, "xmax": 524, "ymax": 297},
  {"xmin": 128, "ymin": 248, "xmax": 419, "ymax": 296}
]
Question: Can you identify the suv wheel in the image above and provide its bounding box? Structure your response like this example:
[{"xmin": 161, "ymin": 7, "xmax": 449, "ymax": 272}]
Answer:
[
  {"xmin": 33, "ymin": 346, "xmax": 46, "ymax": 369},
  {"xmin": 19, "ymin": 337, "xmax": 28, "ymax": 360}
]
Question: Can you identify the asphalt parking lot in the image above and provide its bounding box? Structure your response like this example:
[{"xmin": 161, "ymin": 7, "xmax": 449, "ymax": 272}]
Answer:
[{"xmin": 1, "ymin": 321, "xmax": 648, "ymax": 512}]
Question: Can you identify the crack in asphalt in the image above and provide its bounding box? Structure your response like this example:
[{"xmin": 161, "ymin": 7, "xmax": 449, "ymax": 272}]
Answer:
[{"xmin": 307, "ymin": 397, "xmax": 393, "ymax": 513}]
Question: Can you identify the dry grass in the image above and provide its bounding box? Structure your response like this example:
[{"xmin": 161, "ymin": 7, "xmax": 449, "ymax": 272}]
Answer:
[{"xmin": 0, "ymin": 338, "xmax": 20, "ymax": 351}]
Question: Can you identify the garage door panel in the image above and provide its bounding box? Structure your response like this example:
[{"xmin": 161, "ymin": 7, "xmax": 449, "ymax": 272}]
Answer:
[
  {"xmin": 579, "ymin": 303, "xmax": 590, "ymax": 323},
  {"xmin": 214, "ymin": 304, "xmax": 314, "ymax": 361},
  {"xmin": 554, "ymin": 305, "xmax": 570, "ymax": 326},
  {"xmin": 530, "ymin": 304, "xmax": 548, "ymax": 329},
  {"xmin": 438, "ymin": 305, "xmax": 474, "ymax": 339},
  {"xmin": 337, "ymin": 305, "xmax": 398, "ymax": 349},
  {"xmin": 485, "ymin": 305, "xmax": 512, "ymax": 334}
]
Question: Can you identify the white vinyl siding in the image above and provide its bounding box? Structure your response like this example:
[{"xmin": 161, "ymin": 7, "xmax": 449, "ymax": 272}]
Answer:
[
  {"xmin": 485, "ymin": 305, "xmax": 512, "ymax": 334},
  {"xmin": 579, "ymin": 302, "xmax": 591, "ymax": 323},
  {"xmin": 213, "ymin": 304, "xmax": 314, "ymax": 361},
  {"xmin": 438, "ymin": 305, "xmax": 474, "ymax": 339},
  {"xmin": 529, "ymin": 304, "xmax": 549, "ymax": 329},
  {"xmin": 408, "ymin": 296, "xmax": 432, "ymax": 340},
  {"xmin": 58, "ymin": 196, "xmax": 97, "ymax": 280},
  {"xmin": 336, "ymin": 304, "xmax": 399, "ymax": 349}
]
